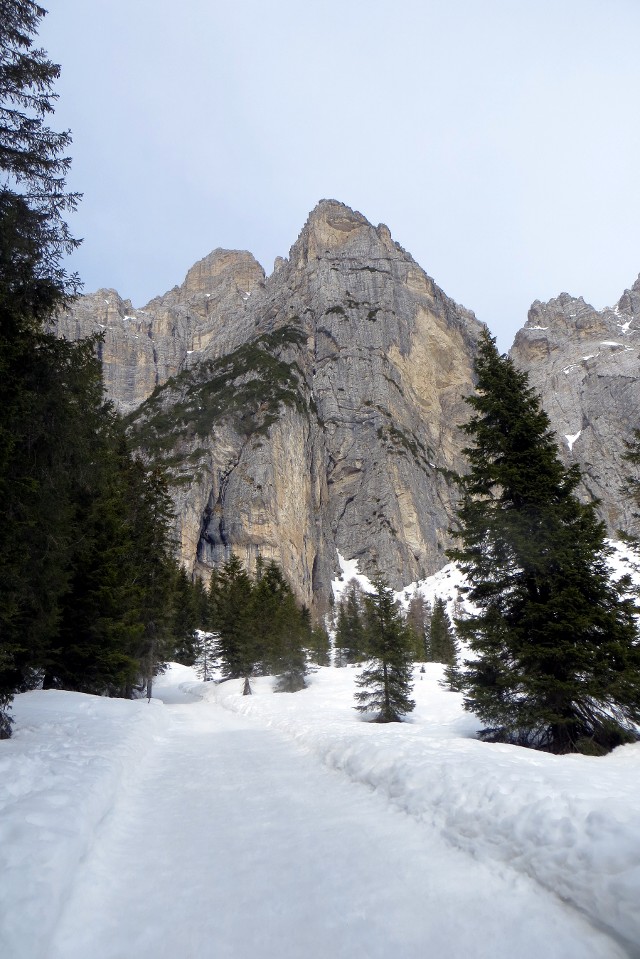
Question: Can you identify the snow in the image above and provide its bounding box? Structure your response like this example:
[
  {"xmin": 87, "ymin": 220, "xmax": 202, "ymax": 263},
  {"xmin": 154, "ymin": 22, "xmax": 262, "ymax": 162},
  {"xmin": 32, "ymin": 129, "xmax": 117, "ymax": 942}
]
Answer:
[
  {"xmin": 527, "ymin": 325, "xmax": 549, "ymax": 330},
  {"xmin": 565, "ymin": 430, "xmax": 582, "ymax": 451},
  {"xmin": 1, "ymin": 658, "xmax": 638, "ymax": 958},
  {"xmin": 332, "ymin": 551, "xmax": 376, "ymax": 602},
  {"xmin": 601, "ymin": 341, "xmax": 624, "ymax": 347}
]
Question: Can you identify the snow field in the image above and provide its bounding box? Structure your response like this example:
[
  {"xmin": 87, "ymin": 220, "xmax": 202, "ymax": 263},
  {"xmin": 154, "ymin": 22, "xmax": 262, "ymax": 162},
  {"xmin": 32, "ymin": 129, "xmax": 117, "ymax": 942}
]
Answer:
[
  {"xmin": 206, "ymin": 664, "xmax": 640, "ymax": 953},
  {"xmin": 1, "ymin": 663, "xmax": 638, "ymax": 958},
  {"xmin": 0, "ymin": 691, "xmax": 171, "ymax": 959}
]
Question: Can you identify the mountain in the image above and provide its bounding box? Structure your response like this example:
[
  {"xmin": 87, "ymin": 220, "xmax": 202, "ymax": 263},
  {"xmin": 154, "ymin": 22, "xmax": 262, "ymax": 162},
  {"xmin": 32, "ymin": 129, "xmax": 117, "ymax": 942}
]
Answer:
[
  {"xmin": 56, "ymin": 200, "xmax": 483, "ymax": 607},
  {"xmin": 510, "ymin": 279, "xmax": 640, "ymax": 534},
  {"xmin": 55, "ymin": 200, "xmax": 640, "ymax": 605}
]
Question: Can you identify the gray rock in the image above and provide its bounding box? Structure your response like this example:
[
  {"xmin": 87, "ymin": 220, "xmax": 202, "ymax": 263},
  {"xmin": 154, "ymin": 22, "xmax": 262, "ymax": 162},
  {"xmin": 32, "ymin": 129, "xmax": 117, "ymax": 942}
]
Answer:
[{"xmin": 510, "ymin": 278, "xmax": 640, "ymax": 534}]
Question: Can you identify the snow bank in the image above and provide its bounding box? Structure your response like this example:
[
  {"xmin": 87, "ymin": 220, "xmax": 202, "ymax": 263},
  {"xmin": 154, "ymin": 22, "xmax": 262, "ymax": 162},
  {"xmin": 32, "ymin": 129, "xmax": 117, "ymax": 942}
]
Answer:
[
  {"xmin": 0, "ymin": 690, "xmax": 169, "ymax": 959},
  {"xmin": 210, "ymin": 666, "xmax": 640, "ymax": 952}
]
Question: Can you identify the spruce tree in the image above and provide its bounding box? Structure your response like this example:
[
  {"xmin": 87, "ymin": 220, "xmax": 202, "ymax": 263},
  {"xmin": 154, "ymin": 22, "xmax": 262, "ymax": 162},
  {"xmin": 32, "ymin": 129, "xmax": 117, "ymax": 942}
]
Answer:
[
  {"xmin": 0, "ymin": 2, "xmax": 80, "ymax": 735},
  {"xmin": 406, "ymin": 594, "xmax": 429, "ymax": 661},
  {"xmin": 213, "ymin": 554, "xmax": 257, "ymax": 693},
  {"xmin": 354, "ymin": 578, "xmax": 415, "ymax": 723},
  {"xmin": 450, "ymin": 330, "xmax": 640, "ymax": 754},
  {"xmin": 335, "ymin": 580, "xmax": 367, "ymax": 665},
  {"xmin": 429, "ymin": 598, "xmax": 458, "ymax": 664}
]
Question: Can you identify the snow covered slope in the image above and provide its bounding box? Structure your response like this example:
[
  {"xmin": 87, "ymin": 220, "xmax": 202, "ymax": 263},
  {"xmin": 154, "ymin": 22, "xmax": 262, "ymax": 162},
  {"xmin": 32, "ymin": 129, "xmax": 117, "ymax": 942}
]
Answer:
[{"xmin": 2, "ymin": 665, "xmax": 638, "ymax": 958}]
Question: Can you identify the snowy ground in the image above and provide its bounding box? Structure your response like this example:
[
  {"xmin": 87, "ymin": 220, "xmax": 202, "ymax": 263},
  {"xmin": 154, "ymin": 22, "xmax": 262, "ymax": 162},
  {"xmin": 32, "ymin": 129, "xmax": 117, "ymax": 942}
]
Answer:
[{"xmin": 1, "ymin": 664, "xmax": 639, "ymax": 959}]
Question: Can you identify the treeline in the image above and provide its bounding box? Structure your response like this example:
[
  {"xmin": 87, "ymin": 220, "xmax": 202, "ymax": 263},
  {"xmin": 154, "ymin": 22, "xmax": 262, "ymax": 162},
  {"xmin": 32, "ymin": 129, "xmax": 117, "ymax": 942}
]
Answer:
[
  {"xmin": 0, "ymin": 3, "xmax": 189, "ymax": 734},
  {"xmin": 182, "ymin": 555, "xmax": 331, "ymax": 694},
  {"xmin": 335, "ymin": 580, "xmax": 458, "ymax": 673}
]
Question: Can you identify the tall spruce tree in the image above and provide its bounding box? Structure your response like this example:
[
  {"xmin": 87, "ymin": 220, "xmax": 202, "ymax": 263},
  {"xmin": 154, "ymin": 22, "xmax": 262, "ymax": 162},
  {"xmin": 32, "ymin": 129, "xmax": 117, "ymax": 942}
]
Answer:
[
  {"xmin": 0, "ymin": 3, "xmax": 81, "ymax": 734},
  {"xmin": 213, "ymin": 554, "xmax": 257, "ymax": 693},
  {"xmin": 450, "ymin": 330, "xmax": 640, "ymax": 754},
  {"xmin": 354, "ymin": 578, "xmax": 415, "ymax": 723},
  {"xmin": 335, "ymin": 580, "xmax": 367, "ymax": 665}
]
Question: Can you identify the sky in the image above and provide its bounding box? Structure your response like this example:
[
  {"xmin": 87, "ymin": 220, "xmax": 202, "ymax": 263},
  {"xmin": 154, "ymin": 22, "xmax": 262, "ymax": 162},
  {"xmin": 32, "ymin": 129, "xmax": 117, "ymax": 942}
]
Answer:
[{"xmin": 40, "ymin": 0, "xmax": 640, "ymax": 351}]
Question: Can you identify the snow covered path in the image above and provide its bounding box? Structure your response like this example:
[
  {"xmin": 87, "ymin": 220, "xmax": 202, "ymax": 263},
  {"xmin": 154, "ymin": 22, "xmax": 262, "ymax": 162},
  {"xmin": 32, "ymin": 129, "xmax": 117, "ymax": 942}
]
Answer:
[{"xmin": 46, "ymin": 688, "xmax": 627, "ymax": 959}]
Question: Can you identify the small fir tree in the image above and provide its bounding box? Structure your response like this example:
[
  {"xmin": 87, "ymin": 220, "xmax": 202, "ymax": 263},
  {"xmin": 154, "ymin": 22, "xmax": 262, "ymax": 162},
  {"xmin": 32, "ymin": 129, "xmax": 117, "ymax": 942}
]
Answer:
[
  {"xmin": 450, "ymin": 330, "xmax": 640, "ymax": 754},
  {"xmin": 354, "ymin": 578, "xmax": 415, "ymax": 723},
  {"xmin": 194, "ymin": 631, "xmax": 218, "ymax": 682},
  {"xmin": 335, "ymin": 579, "xmax": 367, "ymax": 665}
]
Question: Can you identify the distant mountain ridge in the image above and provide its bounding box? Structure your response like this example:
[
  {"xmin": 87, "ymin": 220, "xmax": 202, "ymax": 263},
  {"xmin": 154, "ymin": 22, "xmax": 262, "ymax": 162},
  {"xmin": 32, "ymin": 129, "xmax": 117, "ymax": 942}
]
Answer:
[{"xmin": 55, "ymin": 200, "xmax": 640, "ymax": 605}]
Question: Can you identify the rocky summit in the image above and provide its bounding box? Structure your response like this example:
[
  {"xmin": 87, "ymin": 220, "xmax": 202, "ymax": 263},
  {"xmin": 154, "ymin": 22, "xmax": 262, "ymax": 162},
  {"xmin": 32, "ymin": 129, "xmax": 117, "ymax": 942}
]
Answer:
[
  {"xmin": 511, "ymin": 279, "xmax": 640, "ymax": 536},
  {"xmin": 56, "ymin": 200, "xmax": 640, "ymax": 606}
]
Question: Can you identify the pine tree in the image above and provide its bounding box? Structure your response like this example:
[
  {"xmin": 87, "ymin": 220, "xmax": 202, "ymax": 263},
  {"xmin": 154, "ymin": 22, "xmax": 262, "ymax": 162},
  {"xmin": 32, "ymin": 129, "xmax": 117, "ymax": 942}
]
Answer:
[
  {"xmin": 429, "ymin": 598, "xmax": 458, "ymax": 664},
  {"xmin": 213, "ymin": 554, "xmax": 257, "ymax": 693},
  {"xmin": 354, "ymin": 578, "xmax": 415, "ymax": 723},
  {"xmin": 335, "ymin": 580, "xmax": 367, "ymax": 665},
  {"xmin": 0, "ymin": 2, "xmax": 80, "ymax": 735},
  {"xmin": 306, "ymin": 620, "xmax": 331, "ymax": 667},
  {"xmin": 450, "ymin": 330, "xmax": 640, "ymax": 754},
  {"xmin": 194, "ymin": 630, "xmax": 218, "ymax": 682},
  {"xmin": 406, "ymin": 594, "xmax": 429, "ymax": 661}
]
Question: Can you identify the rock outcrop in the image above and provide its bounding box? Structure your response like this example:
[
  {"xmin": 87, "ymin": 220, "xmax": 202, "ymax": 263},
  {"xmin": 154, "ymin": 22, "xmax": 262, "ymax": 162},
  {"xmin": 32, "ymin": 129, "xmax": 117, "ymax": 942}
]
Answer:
[
  {"xmin": 59, "ymin": 201, "xmax": 483, "ymax": 606},
  {"xmin": 55, "ymin": 250, "xmax": 265, "ymax": 413},
  {"xmin": 510, "ymin": 279, "xmax": 640, "ymax": 534},
  {"xmin": 58, "ymin": 199, "xmax": 640, "ymax": 604}
]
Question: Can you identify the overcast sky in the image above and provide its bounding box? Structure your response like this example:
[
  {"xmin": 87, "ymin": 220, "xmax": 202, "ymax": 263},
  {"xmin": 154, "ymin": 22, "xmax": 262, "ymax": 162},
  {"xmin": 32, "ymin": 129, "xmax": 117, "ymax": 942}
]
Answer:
[{"xmin": 41, "ymin": 0, "xmax": 640, "ymax": 350}]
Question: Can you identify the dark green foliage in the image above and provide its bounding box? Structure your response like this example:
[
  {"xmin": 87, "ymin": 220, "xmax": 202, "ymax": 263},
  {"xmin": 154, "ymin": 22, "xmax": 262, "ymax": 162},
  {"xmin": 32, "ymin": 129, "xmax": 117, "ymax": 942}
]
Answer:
[
  {"xmin": 306, "ymin": 621, "xmax": 331, "ymax": 667},
  {"xmin": 170, "ymin": 569, "xmax": 207, "ymax": 666},
  {"xmin": 0, "ymin": 2, "xmax": 81, "ymax": 734},
  {"xmin": 126, "ymin": 326, "xmax": 308, "ymax": 468},
  {"xmin": 354, "ymin": 579, "xmax": 415, "ymax": 723},
  {"xmin": 211, "ymin": 555, "xmax": 257, "ymax": 690},
  {"xmin": 450, "ymin": 330, "xmax": 640, "ymax": 754},
  {"xmin": 429, "ymin": 597, "xmax": 458, "ymax": 664},
  {"xmin": 208, "ymin": 555, "xmax": 309, "ymax": 693},
  {"xmin": 334, "ymin": 580, "xmax": 367, "ymax": 665},
  {"xmin": 0, "ymin": 2, "xmax": 80, "ymax": 295},
  {"xmin": 406, "ymin": 594, "xmax": 429, "ymax": 661}
]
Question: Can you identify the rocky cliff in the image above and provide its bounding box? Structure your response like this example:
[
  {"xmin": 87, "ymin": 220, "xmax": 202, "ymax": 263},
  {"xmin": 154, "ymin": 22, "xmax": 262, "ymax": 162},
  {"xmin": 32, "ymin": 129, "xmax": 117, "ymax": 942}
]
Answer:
[
  {"xmin": 510, "ymin": 278, "xmax": 640, "ymax": 534},
  {"xmin": 57, "ymin": 201, "xmax": 483, "ymax": 607},
  {"xmin": 57, "ymin": 200, "xmax": 640, "ymax": 604}
]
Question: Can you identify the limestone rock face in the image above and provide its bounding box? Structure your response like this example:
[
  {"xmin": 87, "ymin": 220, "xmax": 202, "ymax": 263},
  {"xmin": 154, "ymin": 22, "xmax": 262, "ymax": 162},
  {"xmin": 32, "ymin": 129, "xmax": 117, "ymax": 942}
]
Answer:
[
  {"xmin": 118, "ymin": 200, "xmax": 483, "ymax": 606},
  {"xmin": 55, "ymin": 249, "xmax": 265, "ymax": 413},
  {"xmin": 510, "ymin": 278, "xmax": 640, "ymax": 533}
]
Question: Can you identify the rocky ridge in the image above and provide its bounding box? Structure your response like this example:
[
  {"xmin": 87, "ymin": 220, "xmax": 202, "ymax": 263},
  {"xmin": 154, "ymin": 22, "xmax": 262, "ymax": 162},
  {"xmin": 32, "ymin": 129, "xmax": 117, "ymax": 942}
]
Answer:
[
  {"xmin": 58, "ymin": 201, "xmax": 483, "ymax": 607},
  {"xmin": 510, "ymin": 279, "xmax": 640, "ymax": 534},
  {"xmin": 56, "ymin": 201, "xmax": 640, "ymax": 605}
]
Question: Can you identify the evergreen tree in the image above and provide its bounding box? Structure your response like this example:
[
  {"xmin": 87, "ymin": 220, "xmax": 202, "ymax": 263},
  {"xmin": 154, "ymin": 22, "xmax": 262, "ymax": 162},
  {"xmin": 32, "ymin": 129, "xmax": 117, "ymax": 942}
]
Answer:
[
  {"xmin": 406, "ymin": 594, "xmax": 429, "ymax": 661},
  {"xmin": 0, "ymin": 2, "xmax": 80, "ymax": 735},
  {"xmin": 305, "ymin": 619, "xmax": 331, "ymax": 667},
  {"xmin": 450, "ymin": 330, "xmax": 640, "ymax": 754},
  {"xmin": 213, "ymin": 554, "xmax": 257, "ymax": 693},
  {"xmin": 194, "ymin": 630, "xmax": 218, "ymax": 682},
  {"xmin": 354, "ymin": 578, "xmax": 415, "ymax": 723},
  {"xmin": 429, "ymin": 597, "xmax": 458, "ymax": 664},
  {"xmin": 334, "ymin": 580, "xmax": 367, "ymax": 665}
]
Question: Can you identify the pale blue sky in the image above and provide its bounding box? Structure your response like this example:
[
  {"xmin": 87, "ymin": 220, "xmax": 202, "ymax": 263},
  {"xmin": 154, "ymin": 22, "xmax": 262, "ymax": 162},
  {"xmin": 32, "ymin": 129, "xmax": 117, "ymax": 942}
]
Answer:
[{"xmin": 41, "ymin": 0, "xmax": 640, "ymax": 350}]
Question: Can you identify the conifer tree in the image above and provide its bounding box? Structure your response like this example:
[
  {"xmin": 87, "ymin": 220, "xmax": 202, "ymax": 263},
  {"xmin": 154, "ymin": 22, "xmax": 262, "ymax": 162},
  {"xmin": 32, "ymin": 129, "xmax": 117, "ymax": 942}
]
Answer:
[
  {"xmin": 354, "ymin": 578, "xmax": 415, "ymax": 723},
  {"xmin": 0, "ymin": 2, "xmax": 80, "ymax": 736},
  {"xmin": 306, "ymin": 620, "xmax": 331, "ymax": 667},
  {"xmin": 194, "ymin": 630, "xmax": 218, "ymax": 682},
  {"xmin": 450, "ymin": 330, "xmax": 640, "ymax": 754},
  {"xmin": 335, "ymin": 580, "xmax": 367, "ymax": 665},
  {"xmin": 429, "ymin": 598, "xmax": 458, "ymax": 664},
  {"xmin": 406, "ymin": 594, "xmax": 429, "ymax": 661},
  {"xmin": 213, "ymin": 554, "xmax": 257, "ymax": 693}
]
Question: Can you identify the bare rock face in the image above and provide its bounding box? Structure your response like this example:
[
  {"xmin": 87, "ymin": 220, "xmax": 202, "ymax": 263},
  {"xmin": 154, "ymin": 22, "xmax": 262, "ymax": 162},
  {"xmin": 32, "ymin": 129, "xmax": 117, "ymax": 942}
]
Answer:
[
  {"xmin": 510, "ymin": 278, "xmax": 640, "ymax": 533},
  {"xmin": 120, "ymin": 200, "xmax": 483, "ymax": 606},
  {"xmin": 55, "ymin": 249, "xmax": 265, "ymax": 413}
]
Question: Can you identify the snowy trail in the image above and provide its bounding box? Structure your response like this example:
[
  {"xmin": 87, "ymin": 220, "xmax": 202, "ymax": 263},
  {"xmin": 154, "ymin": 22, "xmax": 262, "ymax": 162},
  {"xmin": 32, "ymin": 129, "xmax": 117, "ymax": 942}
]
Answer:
[{"xmin": 47, "ymin": 692, "xmax": 627, "ymax": 959}]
